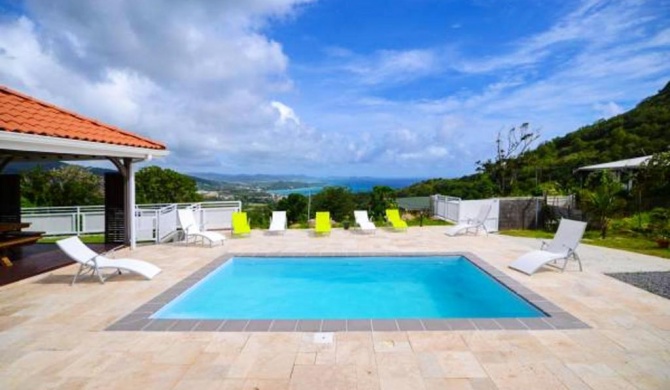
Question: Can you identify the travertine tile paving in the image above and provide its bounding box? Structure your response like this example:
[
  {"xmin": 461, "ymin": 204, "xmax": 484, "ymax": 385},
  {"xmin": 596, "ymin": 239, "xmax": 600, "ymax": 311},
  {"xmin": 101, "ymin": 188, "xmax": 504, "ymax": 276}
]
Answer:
[{"xmin": 1, "ymin": 227, "xmax": 669, "ymax": 389}]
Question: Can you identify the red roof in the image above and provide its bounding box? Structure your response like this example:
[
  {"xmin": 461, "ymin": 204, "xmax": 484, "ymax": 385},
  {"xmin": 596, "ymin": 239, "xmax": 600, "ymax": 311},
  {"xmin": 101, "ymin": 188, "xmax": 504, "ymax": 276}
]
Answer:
[{"xmin": 0, "ymin": 85, "xmax": 166, "ymax": 150}]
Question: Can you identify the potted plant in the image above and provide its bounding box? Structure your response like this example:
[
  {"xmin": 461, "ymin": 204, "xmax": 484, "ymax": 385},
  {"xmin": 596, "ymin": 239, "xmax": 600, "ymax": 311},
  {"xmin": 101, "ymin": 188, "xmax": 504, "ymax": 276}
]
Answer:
[
  {"xmin": 342, "ymin": 216, "xmax": 351, "ymax": 230},
  {"xmin": 656, "ymin": 236, "xmax": 670, "ymax": 249}
]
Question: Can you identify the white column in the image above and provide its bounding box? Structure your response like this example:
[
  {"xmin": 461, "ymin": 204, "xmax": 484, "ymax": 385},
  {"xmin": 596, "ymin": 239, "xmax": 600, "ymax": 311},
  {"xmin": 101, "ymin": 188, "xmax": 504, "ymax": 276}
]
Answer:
[{"xmin": 127, "ymin": 160, "xmax": 137, "ymax": 250}]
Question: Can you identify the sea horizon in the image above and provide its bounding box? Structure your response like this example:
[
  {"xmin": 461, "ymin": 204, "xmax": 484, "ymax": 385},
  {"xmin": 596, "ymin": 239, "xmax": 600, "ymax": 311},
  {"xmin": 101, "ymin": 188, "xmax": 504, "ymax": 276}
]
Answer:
[{"xmin": 268, "ymin": 177, "xmax": 421, "ymax": 196}]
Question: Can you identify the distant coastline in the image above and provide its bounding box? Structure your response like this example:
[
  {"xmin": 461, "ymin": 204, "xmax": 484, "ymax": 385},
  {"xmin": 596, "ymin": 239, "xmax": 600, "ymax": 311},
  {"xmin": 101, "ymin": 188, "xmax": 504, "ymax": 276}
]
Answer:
[{"xmin": 268, "ymin": 177, "xmax": 421, "ymax": 196}]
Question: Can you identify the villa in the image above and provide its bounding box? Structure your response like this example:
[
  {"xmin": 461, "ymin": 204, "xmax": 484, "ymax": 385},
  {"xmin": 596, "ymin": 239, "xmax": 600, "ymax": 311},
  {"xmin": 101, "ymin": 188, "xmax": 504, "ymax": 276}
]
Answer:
[{"xmin": 1, "ymin": 88, "xmax": 670, "ymax": 389}]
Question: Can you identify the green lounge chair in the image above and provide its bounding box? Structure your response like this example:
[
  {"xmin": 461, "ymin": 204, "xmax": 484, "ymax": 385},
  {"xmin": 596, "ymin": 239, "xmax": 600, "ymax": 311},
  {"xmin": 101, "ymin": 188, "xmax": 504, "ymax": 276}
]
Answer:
[
  {"xmin": 232, "ymin": 211, "xmax": 251, "ymax": 237},
  {"xmin": 315, "ymin": 211, "xmax": 331, "ymax": 236},
  {"xmin": 385, "ymin": 209, "xmax": 408, "ymax": 231}
]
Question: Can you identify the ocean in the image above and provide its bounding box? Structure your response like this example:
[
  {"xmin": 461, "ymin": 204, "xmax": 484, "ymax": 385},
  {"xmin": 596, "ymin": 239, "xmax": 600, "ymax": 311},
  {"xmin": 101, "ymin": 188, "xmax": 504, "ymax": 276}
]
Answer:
[{"xmin": 268, "ymin": 177, "xmax": 420, "ymax": 196}]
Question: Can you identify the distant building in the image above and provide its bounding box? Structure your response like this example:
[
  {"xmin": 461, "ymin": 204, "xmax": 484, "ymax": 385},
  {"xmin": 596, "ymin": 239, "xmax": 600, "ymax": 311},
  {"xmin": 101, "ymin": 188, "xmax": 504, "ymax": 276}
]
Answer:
[
  {"xmin": 575, "ymin": 155, "xmax": 652, "ymax": 190},
  {"xmin": 197, "ymin": 190, "xmax": 219, "ymax": 199}
]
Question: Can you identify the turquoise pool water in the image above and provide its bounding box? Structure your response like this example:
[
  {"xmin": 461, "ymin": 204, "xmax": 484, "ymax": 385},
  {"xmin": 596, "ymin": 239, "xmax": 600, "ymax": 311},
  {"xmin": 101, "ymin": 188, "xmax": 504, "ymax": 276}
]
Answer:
[{"xmin": 152, "ymin": 256, "xmax": 544, "ymax": 320}]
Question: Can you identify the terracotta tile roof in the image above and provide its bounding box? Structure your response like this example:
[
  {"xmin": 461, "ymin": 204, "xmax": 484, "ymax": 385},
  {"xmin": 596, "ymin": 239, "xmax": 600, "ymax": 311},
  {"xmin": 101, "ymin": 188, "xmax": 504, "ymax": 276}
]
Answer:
[{"xmin": 0, "ymin": 85, "xmax": 166, "ymax": 150}]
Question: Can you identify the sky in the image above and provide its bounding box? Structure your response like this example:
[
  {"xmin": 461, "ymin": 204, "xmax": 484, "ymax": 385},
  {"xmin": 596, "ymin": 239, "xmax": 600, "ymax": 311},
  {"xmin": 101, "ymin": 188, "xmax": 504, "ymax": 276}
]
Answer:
[{"xmin": 0, "ymin": 0, "xmax": 669, "ymax": 179}]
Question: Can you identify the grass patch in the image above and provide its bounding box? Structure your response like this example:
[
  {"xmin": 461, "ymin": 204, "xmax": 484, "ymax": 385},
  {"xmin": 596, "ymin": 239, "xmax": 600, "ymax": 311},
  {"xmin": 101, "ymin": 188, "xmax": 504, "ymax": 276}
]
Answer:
[
  {"xmin": 406, "ymin": 218, "xmax": 452, "ymax": 227},
  {"xmin": 39, "ymin": 234, "xmax": 105, "ymax": 244},
  {"xmin": 499, "ymin": 230, "xmax": 554, "ymax": 239},
  {"xmin": 500, "ymin": 229, "xmax": 670, "ymax": 259}
]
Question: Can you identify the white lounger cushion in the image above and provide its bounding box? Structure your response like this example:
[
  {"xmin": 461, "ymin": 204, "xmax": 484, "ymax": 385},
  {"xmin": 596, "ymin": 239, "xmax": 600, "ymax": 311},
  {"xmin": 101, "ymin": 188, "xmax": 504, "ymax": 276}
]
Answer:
[
  {"xmin": 445, "ymin": 201, "xmax": 493, "ymax": 236},
  {"xmin": 178, "ymin": 209, "xmax": 225, "ymax": 246},
  {"xmin": 94, "ymin": 257, "xmax": 161, "ymax": 279},
  {"xmin": 508, "ymin": 250, "xmax": 570, "ymax": 275},
  {"xmin": 269, "ymin": 211, "xmax": 287, "ymax": 233},
  {"xmin": 508, "ymin": 218, "xmax": 587, "ymax": 275},
  {"xmin": 444, "ymin": 223, "xmax": 474, "ymax": 236},
  {"xmin": 354, "ymin": 210, "xmax": 376, "ymax": 233},
  {"xmin": 57, "ymin": 236, "xmax": 161, "ymax": 284}
]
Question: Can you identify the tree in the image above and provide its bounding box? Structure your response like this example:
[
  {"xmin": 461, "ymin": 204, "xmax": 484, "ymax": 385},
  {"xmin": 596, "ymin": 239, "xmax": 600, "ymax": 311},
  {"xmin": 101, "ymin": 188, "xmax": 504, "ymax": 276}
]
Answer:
[
  {"xmin": 135, "ymin": 166, "xmax": 202, "ymax": 204},
  {"xmin": 246, "ymin": 205, "xmax": 272, "ymax": 229},
  {"xmin": 276, "ymin": 193, "xmax": 308, "ymax": 225},
  {"xmin": 311, "ymin": 186, "xmax": 355, "ymax": 222},
  {"xmin": 21, "ymin": 165, "xmax": 103, "ymax": 206},
  {"xmin": 580, "ymin": 171, "xmax": 626, "ymax": 238},
  {"xmin": 21, "ymin": 167, "xmax": 53, "ymax": 207},
  {"xmin": 638, "ymin": 151, "xmax": 670, "ymax": 208},
  {"xmin": 369, "ymin": 186, "xmax": 396, "ymax": 221},
  {"xmin": 477, "ymin": 123, "xmax": 540, "ymax": 196}
]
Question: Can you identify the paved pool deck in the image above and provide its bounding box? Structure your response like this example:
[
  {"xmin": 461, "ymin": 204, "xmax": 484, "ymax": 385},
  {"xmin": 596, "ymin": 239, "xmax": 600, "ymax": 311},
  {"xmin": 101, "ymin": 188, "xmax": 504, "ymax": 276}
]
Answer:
[{"xmin": 1, "ymin": 226, "xmax": 669, "ymax": 389}]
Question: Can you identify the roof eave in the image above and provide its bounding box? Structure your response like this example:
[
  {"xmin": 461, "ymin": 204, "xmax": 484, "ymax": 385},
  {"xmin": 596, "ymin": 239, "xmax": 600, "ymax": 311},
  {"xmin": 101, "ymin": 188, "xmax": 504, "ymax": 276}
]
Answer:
[{"xmin": 0, "ymin": 131, "xmax": 169, "ymax": 161}]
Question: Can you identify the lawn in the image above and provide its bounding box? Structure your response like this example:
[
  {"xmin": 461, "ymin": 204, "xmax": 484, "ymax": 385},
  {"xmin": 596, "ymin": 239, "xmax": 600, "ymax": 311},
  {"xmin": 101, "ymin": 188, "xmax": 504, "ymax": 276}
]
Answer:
[
  {"xmin": 501, "ymin": 229, "xmax": 670, "ymax": 259},
  {"xmin": 39, "ymin": 234, "xmax": 105, "ymax": 244}
]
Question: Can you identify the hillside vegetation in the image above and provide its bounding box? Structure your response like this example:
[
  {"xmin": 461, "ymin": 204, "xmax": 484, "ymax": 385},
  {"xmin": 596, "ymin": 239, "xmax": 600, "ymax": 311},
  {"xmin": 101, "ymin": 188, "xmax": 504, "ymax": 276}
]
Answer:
[{"xmin": 399, "ymin": 81, "xmax": 670, "ymax": 199}]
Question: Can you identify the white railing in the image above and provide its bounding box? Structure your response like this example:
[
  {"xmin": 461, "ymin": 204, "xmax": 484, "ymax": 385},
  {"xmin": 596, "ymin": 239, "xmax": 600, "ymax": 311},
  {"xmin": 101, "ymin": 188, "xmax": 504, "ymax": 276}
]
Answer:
[
  {"xmin": 190, "ymin": 201, "xmax": 241, "ymax": 230},
  {"xmin": 21, "ymin": 200, "xmax": 242, "ymax": 241},
  {"xmin": 432, "ymin": 195, "xmax": 461, "ymax": 222},
  {"xmin": 432, "ymin": 195, "xmax": 500, "ymax": 233},
  {"xmin": 22, "ymin": 206, "xmax": 105, "ymax": 236},
  {"xmin": 135, "ymin": 207, "xmax": 158, "ymax": 242}
]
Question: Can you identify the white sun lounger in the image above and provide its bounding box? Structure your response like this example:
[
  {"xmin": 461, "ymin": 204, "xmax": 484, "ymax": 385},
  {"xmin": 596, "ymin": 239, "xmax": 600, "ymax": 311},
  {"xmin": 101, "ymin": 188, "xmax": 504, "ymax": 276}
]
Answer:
[
  {"xmin": 445, "ymin": 201, "xmax": 493, "ymax": 236},
  {"xmin": 57, "ymin": 236, "xmax": 161, "ymax": 285},
  {"xmin": 178, "ymin": 209, "xmax": 225, "ymax": 246},
  {"xmin": 509, "ymin": 218, "xmax": 587, "ymax": 275},
  {"xmin": 269, "ymin": 211, "xmax": 287, "ymax": 234},
  {"xmin": 354, "ymin": 210, "xmax": 376, "ymax": 234}
]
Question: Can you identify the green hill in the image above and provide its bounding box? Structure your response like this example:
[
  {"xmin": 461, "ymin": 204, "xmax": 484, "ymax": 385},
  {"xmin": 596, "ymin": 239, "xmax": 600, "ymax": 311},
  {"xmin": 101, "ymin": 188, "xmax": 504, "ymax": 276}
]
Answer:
[{"xmin": 399, "ymin": 81, "xmax": 670, "ymax": 199}]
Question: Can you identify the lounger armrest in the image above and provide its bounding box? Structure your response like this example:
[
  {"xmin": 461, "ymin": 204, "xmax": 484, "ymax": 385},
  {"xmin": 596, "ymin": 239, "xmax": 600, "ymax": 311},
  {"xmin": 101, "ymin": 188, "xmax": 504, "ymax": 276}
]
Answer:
[
  {"xmin": 540, "ymin": 240, "xmax": 550, "ymax": 250},
  {"xmin": 86, "ymin": 255, "xmax": 101, "ymax": 267},
  {"xmin": 100, "ymin": 244, "xmax": 126, "ymax": 259}
]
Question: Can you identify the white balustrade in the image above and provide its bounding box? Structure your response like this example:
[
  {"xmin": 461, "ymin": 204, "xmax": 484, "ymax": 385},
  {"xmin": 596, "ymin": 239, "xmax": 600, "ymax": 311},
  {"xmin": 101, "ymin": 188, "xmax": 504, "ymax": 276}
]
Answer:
[{"xmin": 21, "ymin": 201, "xmax": 243, "ymax": 242}]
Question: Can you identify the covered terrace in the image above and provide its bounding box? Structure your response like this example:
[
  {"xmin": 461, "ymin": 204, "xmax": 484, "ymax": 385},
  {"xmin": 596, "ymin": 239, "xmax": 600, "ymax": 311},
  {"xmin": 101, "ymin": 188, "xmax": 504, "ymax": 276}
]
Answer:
[{"xmin": 0, "ymin": 85, "xmax": 168, "ymax": 284}]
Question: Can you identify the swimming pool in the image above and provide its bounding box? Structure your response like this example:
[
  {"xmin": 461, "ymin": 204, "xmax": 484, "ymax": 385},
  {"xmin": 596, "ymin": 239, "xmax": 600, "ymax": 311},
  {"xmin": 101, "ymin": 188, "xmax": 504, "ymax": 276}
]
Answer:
[
  {"xmin": 151, "ymin": 256, "xmax": 544, "ymax": 320},
  {"xmin": 109, "ymin": 252, "xmax": 589, "ymax": 332}
]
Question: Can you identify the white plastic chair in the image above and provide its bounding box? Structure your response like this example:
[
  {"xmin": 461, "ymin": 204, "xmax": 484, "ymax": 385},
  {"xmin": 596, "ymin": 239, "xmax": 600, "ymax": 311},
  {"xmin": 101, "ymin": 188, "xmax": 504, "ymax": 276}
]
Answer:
[
  {"xmin": 445, "ymin": 201, "xmax": 493, "ymax": 236},
  {"xmin": 509, "ymin": 218, "xmax": 587, "ymax": 275},
  {"xmin": 269, "ymin": 211, "xmax": 287, "ymax": 234},
  {"xmin": 354, "ymin": 210, "xmax": 376, "ymax": 234},
  {"xmin": 57, "ymin": 236, "xmax": 161, "ymax": 285},
  {"xmin": 178, "ymin": 208, "xmax": 225, "ymax": 246}
]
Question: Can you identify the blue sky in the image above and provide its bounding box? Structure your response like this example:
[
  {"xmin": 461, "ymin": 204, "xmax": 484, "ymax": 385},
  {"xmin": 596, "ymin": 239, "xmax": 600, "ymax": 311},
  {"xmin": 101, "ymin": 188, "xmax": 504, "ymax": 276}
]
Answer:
[{"xmin": 0, "ymin": 0, "xmax": 669, "ymax": 178}]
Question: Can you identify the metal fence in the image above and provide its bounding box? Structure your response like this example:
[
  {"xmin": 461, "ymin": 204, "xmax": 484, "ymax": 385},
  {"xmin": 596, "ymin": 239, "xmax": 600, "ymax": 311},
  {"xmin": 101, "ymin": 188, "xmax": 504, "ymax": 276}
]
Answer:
[{"xmin": 21, "ymin": 200, "xmax": 242, "ymax": 243}]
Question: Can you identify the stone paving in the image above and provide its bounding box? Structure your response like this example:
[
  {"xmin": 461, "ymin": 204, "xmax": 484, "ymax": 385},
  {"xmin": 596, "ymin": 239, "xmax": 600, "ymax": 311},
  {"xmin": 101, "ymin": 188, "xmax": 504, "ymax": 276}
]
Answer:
[{"xmin": 1, "ymin": 226, "xmax": 669, "ymax": 389}]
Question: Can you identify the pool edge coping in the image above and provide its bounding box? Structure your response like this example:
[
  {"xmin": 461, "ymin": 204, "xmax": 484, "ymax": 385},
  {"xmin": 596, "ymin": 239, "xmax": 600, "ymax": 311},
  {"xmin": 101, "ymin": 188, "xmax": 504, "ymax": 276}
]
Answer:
[{"xmin": 106, "ymin": 252, "xmax": 590, "ymax": 332}]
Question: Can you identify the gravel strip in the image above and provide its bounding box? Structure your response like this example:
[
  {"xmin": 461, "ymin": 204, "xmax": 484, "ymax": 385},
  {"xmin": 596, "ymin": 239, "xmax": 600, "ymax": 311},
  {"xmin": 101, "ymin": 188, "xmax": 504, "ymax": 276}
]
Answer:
[{"xmin": 606, "ymin": 271, "xmax": 670, "ymax": 300}]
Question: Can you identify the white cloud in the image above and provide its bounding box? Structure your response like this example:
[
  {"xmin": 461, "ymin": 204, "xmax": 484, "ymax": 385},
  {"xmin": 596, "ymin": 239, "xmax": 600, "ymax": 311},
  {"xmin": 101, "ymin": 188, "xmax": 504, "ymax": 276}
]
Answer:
[
  {"xmin": 271, "ymin": 101, "xmax": 301, "ymax": 125},
  {"xmin": 0, "ymin": 1, "xmax": 337, "ymax": 175},
  {"xmin": 0, "ymin": 0, "xmax": 668, "ymax": 179},
  {"xmin": 455, "ymin": 0, "xmax": 652, "ymax": 74},
  {"xmin": 341, "ymin": 49, "xmax": 440, "ymax": 85},
  {"xmin": 594, "ymin": 102, "xmax": 625, "ymax": 119}
]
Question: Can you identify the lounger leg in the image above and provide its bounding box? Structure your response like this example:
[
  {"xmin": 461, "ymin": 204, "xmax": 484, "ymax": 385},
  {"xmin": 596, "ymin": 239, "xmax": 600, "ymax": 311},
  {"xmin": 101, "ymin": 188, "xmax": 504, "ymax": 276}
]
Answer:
[
  {"xmin": 574, "ymin": 252, "xmax": 583, "ymax": 272},
  {"xmin": 97, "ymin": 268, "xmax": 106, "ymax": 284},
  {"xmin": 561, "ymin": 257, "xmax": 569, "ymax": 272},
  {"xmin": 71, "ymin": 263, "xmax": 86, "ymax": 286}
]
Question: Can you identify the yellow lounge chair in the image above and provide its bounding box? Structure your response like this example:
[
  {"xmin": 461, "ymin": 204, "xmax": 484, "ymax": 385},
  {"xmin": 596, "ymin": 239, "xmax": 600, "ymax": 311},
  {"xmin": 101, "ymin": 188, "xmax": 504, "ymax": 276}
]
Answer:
[
  {"xmin": 232, "ymin": 211, "xmax": 251, "ymax": 236},
  {"xmin": 315, "ymin": 211, "xmax": 331, "ymax": 236},
  {"xmin": 385, "ymin": 209, "xmax": 408, "ymax": 231}
]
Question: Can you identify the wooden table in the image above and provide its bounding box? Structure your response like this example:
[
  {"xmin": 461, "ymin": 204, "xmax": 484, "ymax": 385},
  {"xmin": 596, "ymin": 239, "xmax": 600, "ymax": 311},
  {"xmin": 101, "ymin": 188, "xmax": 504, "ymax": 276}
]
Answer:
[
  {"xmin": 0, "ymin": 222, "xmax": 31, "ymax": 234},
  {"xmin": 0, "ymin": 222, "xmax": 43, "ymax": 267}
]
